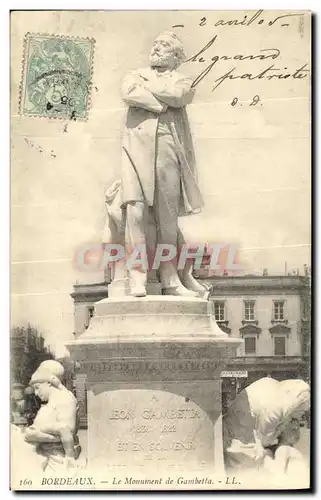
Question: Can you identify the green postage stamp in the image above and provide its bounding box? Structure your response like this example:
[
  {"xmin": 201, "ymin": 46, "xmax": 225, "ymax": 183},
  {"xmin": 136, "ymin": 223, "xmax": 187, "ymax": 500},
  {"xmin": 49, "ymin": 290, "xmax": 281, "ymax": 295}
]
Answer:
[{"xmin": 20, "ymin": 33, "xmax": 95, "ymax": 120}]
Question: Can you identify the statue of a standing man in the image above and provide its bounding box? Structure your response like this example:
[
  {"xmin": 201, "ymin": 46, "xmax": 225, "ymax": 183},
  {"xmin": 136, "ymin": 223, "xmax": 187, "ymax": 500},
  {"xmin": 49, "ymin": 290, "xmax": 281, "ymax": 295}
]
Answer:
[{"xmin": 121, "ymin": 31, "xmax": 205, "ymax": 297}]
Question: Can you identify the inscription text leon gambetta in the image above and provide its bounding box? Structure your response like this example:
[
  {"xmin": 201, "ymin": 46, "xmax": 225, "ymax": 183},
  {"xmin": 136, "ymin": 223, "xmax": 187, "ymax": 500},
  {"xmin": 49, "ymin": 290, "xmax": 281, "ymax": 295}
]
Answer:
[
  {"xmin": 110, "ymin": 407, "xmax": 201, "ymax": 456},
  {"xmin": 184, "ymin": 33, "xmax": 309, "ymax": 92}
]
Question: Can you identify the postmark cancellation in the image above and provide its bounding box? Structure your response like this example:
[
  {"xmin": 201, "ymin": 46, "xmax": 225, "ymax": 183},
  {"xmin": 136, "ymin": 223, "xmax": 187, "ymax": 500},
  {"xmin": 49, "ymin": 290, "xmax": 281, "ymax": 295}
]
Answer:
[{"xmin": 19, "ymin": 33, "xmax": 95, "ymax": 120}]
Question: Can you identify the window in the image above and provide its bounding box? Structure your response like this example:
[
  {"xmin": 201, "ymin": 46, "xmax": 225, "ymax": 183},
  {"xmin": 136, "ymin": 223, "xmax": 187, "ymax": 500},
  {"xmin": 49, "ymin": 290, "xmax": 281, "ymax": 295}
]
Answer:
[
  {"xmin": 244, "ymin": 300, "xmax": 256, "ymax": 321},
  {"xmin": 244, "ymin": 336, "xmax": 256, "ymax": 355},
  {"xmin": 214, "ymin": 301, "xmax": 225, "ymax": 321},
  {"xmin": 86, "ymin": 306, "xmax": 94, "ymax": 328},
  {"xmin": 274, "ymin": 336, "xmax": 286, "ymax": 356},
  {"xmin": 273, "ymin": 301, "xmax": 285, "ymax": 321}
]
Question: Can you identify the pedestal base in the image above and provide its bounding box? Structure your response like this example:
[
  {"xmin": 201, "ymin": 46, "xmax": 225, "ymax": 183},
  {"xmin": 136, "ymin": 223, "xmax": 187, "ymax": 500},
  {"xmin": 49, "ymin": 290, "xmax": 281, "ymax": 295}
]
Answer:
[
  {"xmin": 87, "ymin": 380, "xmax": 223, "ymax": 475},
  {"xmin": 67, "ymin": 296, "xmax": 242, "ymax": 478}
]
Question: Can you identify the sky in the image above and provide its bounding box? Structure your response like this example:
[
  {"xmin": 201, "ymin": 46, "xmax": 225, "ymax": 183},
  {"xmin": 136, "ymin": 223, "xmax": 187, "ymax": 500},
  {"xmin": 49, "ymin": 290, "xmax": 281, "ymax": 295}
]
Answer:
[{"xmin": 10, "ymin": 10, "xmax": 310, "ymax": 357}]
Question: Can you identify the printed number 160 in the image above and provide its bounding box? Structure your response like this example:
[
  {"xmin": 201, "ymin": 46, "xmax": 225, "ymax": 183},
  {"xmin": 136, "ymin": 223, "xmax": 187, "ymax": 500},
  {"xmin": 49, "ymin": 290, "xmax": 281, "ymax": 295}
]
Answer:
[{"xmin": 19, "ymin": 479, "xmax": 32, "ymax": 486}]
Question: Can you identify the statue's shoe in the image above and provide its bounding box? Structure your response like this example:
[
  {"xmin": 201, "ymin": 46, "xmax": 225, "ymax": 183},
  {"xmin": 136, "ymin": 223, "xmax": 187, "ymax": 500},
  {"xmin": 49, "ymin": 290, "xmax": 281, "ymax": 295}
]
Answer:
[
  {"xmin": 163, "ymin": 285, "xmax": 199, "ymax": 298},
  {"xmin": 179, "ymin": 275, "xmax": 210, "ymax": 299},
  {"xmin": 201, "ymin": 290, "xmax": 210, "ymax": 300},
  {"xmin": 180, "ymin": 274, "xmax": 209, "ymax": 295},
  {"xmin": 200, "ymin": 281, "xmax": 211, "ymax": 291},
  {"xmin": 131, "ymin": 286, "xmax": 147, "ymax": 297}
]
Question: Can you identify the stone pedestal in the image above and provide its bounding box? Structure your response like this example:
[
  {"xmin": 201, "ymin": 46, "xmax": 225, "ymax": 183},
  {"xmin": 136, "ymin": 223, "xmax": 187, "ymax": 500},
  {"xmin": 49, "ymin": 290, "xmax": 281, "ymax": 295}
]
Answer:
[{"xmin": 66, "ymin": 296, "xmax": 242, "ymax": 478}]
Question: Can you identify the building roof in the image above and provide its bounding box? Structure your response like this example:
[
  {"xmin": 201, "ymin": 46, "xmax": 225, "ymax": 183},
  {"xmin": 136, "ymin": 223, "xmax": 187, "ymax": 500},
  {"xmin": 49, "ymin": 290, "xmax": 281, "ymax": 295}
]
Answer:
[{"xmin": 201, "ymin": 275, "xmax": 309, "ymax": 296}]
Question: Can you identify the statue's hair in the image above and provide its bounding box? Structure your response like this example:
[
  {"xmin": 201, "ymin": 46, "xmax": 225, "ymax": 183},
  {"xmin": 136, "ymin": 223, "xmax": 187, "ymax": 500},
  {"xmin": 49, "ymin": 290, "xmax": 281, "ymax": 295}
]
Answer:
[
  {"xmin": 30, "ymin": 369, "xmax": 63, "ymax": 389},
  {"xmin": 30, "ymin": 360, "xmax": 65, "ymax": 389},
  {"xmin": 36, "ymin": 360, "xmax": 65, "ymax": 380},
  {"xmin": 154, "ymin": 31, "xmax": 186, "ymax": 68}
]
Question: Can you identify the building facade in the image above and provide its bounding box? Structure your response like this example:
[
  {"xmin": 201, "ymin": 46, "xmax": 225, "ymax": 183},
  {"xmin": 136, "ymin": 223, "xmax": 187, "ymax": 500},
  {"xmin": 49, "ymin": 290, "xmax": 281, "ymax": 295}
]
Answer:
[
  {"xmin": 71, "ymin": 274, "xmax": 310, "ymax": 427},
  {"xmin": 11, "ymin": 324, "xmax": 54, "ymax": 387},
  {"xmin": 203, "ymin": 275, "xmax": 310, "ymax": 406}
]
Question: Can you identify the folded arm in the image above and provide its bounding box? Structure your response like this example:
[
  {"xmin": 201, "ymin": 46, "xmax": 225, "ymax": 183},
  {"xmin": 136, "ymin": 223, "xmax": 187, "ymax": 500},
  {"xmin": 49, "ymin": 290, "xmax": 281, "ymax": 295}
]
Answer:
[
  {"xmin": 146, "ymin": 75, "xmax": 195, "ymax": 108},
  {"xmin": 24, "ymin": 427, "xmax": 60, "ymax": 444},
  {"xmin": 121, "ymin": 71, "xmax": 167, "ymax": 113}
]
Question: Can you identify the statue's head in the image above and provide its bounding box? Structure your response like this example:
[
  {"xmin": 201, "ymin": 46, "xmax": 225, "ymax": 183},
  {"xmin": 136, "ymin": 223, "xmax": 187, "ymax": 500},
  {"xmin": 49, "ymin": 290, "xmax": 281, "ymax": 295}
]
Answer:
[
  {"xmin": 149, "ymin": 31, "xmax": 185, "ymax": 70},
  {"xmin": 30, "ymin": 360, "xmax": 65, "ymax": 402},
  {"xmin": 36, "ymin": 360, "xmax": 65, "ymax": 380}
]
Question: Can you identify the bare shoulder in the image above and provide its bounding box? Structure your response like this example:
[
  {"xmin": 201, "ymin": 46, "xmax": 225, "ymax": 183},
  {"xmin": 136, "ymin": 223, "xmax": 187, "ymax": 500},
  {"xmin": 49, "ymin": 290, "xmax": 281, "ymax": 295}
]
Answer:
[{"xmin": 53, "ymin": 388, "xmax": 77, "ymax": 407}]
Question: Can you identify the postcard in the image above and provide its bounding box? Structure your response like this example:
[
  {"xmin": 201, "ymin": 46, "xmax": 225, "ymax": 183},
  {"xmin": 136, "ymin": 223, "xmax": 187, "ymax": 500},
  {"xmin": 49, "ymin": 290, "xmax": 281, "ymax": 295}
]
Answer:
[{"xmin": 10, "ymin": 10, "xmax": 311, "ymax": 491}]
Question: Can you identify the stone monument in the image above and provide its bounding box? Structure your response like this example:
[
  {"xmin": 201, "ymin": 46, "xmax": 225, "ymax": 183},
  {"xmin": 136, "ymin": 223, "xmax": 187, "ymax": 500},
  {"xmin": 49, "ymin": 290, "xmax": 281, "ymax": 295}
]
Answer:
[
  {"xmin": 66, "ymin": 31, "xmax": 242, "ymax": 482},
  {"xmin": 67, "ymin": 296, "xmax": 241, "ymax": 478}
]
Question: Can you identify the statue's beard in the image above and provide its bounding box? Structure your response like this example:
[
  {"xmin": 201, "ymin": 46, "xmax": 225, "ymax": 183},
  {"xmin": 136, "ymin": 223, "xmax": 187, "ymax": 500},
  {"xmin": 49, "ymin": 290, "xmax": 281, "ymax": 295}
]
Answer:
[{"xmin": 149, "ymin": 52, "xmax": 173, "ymax": 68}]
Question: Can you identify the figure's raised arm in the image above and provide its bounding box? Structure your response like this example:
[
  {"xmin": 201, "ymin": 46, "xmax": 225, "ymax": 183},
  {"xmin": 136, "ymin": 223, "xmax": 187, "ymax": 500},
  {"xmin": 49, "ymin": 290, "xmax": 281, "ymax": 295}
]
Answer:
[{"xmin": 121, "ymin": 71, "xmax": 167, "ymax": 113}]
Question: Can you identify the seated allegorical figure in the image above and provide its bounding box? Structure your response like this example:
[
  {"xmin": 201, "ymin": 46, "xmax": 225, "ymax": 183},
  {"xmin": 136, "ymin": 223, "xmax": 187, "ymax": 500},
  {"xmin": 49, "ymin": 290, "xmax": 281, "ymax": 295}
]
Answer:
[
  {"xmin": 23, "ymin": 360, "xmax": 81, "ymax": 472},
  {"xmin": 223, "ymin": 376, "xmax": 310, "ymax": 484}
]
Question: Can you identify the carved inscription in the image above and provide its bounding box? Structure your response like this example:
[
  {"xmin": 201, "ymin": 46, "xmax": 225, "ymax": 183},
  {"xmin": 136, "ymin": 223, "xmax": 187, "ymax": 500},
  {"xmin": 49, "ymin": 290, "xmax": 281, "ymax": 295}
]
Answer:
[
  {"xmin": 83, "ymin": 343, "xmax": 229, "ymax": 362},
  {"xmin": 85, "ymin": 359, "xmax": 219, "ymax": 375},
  {"xmin": 107, "ymin": 405, "xmax": 203, "ymax": 460},
  {"xmin": 109, "ymin": 408, "xmax": 201, "ymax": 420},
  {"xmin": 89, "ymin": 388, "xmax": 217, "ymax": 469}
]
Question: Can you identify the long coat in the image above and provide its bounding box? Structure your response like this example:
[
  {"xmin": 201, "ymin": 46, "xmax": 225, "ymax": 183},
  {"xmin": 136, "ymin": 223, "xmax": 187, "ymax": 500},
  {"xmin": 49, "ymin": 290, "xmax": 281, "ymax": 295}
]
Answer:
[{"xmin": 120, "ymin": 67, "xmax": 204, "ymax": 216}]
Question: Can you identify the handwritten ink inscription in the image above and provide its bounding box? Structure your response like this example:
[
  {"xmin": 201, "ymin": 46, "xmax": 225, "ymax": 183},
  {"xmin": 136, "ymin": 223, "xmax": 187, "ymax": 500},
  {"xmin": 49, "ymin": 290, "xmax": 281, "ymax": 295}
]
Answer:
[
  {"xmin": 172, "ymin": 9, "xmax": 304, "ymax": 28},
  {"xmin": 196, "ymin": 10, "xmax": 304, "ymax": 29},
  {"xmin": 230, "ymin": 95, "xmax": 261, "ymax": 107},
  {"xmin": 174, "ymin": 10, "xmax": 305, "ymax": 30},
  {"xmin": 173, "ymin": 11, "xmax": 310, "ymax": 96},
  {"xmin": 185, "ymin": 34, "xmax": 309, "ymax": 92}
]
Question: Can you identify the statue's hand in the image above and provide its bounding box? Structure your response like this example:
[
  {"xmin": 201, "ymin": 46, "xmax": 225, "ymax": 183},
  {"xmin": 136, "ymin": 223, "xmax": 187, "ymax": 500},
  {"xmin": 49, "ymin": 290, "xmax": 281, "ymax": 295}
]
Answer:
[{"xmin": 24, "ymin": 426, "xmax": 60, "ymax": 443}]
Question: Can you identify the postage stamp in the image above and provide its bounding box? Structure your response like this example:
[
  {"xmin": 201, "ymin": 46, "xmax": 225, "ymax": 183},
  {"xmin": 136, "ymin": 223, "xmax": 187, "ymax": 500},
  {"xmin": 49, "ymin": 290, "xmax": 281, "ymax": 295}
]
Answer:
[{"xmin": 19, "ymin": 33, "xmax": 95, "ymax": 120}]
